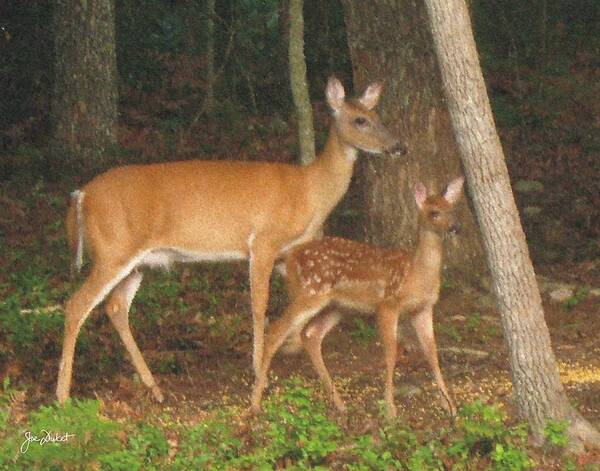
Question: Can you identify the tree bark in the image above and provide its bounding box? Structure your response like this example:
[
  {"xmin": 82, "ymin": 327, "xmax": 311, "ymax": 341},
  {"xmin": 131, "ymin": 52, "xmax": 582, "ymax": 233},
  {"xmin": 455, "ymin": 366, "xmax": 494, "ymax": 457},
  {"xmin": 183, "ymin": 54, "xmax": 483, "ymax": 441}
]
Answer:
[
  {"xmin": 205, "ymin": 0, "xmax": 216, "ymax": 114},
  {"xmin": 288, "ymin": 0, "xmax": 316, "ymax": 165},
  {"xmin": 424, "ymin": 0, "xmax": 600, "ymax": 451},
  {"xmin": 50, "ymin": 0, "xmax": 118, "ymax": 178},
  {"xmin": 341, "ymin": 0, "xmax": 486, "ymax": 284}
]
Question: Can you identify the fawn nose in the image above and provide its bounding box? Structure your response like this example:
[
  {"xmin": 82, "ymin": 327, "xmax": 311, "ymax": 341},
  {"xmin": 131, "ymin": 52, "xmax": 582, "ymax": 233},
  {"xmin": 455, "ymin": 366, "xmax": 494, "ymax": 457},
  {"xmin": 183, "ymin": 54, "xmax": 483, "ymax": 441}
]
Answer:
[
  {"xmin": 388, "ymin": 141, "xmax": 408, "ymax": 157},
  {"xmin": 448, "ymin": 223, "xmax": 461, "ymax": 235}
]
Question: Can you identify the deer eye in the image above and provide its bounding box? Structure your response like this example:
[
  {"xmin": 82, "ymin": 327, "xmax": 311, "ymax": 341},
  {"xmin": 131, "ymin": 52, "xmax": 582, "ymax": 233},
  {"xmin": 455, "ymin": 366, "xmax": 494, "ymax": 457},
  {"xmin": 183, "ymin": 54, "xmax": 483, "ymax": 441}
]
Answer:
[
  {"xmin": 354, "ymin": 116, "xmax": 368, "ymax": 126},
  {"xmin": 430, "ymin": 210, "xmax": 440, "ymax": 220}
]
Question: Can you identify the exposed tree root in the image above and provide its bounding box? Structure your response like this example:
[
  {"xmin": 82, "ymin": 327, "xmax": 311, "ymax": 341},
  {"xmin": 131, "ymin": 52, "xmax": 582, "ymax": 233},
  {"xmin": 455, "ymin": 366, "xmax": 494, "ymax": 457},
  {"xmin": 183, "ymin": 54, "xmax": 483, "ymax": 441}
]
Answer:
[
  {"xmin": 566, "ymin": 413, "xmax": 600, "ymax": 453},
  {"xmin": 532, "ymin": 412, "xmax": 600, "ymax": 453}
]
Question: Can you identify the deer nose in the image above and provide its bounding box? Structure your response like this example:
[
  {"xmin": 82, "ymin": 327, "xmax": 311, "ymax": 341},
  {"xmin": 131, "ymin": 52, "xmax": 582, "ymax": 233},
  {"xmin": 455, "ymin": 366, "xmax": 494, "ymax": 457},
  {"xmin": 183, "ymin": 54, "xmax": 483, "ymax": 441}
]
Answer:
[
  {"xmin": 448, "ymin": 223, "xmax": 461, "ymax": 235},
  {"xmin": 388, "ymin": 141, "xmax": 407, "ymax": 156}
]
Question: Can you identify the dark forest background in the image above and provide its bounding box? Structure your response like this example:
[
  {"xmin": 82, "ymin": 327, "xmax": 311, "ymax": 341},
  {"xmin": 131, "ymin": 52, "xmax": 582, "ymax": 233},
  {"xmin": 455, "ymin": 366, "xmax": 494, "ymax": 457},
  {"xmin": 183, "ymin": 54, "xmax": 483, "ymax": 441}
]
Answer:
[{"xmin": 1, "ymin": 0, "xmax": 599, "ymax": 262}]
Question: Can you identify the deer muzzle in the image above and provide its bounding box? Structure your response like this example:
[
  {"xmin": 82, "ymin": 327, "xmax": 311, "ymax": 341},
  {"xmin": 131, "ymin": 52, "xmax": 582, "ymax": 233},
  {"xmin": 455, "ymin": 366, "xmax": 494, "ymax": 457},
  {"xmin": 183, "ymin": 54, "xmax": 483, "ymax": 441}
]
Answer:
[
  {"xmin": 388, "ymin": 141, "xmax": 408, "ymax": 156},
  {"xmin": 448, "ymin": 223, "xmax": 461, "ymax": 235}
]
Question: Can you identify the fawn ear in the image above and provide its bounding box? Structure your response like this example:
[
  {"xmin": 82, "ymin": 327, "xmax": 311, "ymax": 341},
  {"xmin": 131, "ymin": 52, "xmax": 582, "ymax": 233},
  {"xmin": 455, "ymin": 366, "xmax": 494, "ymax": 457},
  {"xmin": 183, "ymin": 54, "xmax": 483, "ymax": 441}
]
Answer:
[
  {"xmin": 443, "ymin": 177, "xmax": 465, "ymax": 205},
  {"xmin": 326, "ymin": 76, "xmax": 345, "ymax": 113},
  {"xmin": 359, "ymin": 81, "xmax": 383, "ymax": 110},
  {"xmin": 414, "ymin": 182, "xmax": 428, "ymax": 209}
]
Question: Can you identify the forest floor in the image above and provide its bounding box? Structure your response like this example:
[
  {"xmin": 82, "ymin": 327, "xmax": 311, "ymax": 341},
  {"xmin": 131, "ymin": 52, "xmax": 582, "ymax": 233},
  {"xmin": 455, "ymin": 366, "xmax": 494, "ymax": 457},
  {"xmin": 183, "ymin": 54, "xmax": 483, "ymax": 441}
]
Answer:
[{"xmin": 63, "ymin": 264, "xmax": 600, "ymax": 445}]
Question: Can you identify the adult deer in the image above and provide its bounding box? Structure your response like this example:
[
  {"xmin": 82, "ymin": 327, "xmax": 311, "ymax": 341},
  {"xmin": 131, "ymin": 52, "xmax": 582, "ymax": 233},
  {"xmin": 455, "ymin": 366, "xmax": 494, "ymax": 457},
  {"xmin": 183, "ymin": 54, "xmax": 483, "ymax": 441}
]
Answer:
[
  {"xmin": 251, "ymin": 177, "xmax": 464, "ymax": 419},
  {"xmin": 56, "ymin": 77, "xmax": 405, "ymax": 404}
]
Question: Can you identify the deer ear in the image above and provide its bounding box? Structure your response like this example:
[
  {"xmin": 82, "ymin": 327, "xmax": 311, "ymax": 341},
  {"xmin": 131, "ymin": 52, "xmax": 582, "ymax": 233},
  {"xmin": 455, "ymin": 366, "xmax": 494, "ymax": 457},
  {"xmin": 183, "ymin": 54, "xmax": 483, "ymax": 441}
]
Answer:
[
  {"xmin": 359, "ymin": 81, "xmax": 383, "ymax": 110},
  {"xmin": 443, "ymin": 177, "xmax": 465, "ymax": 205},
  {"xmin": 326, "ymin": 76, "xmax": 345, "ymax": 113},
  {"xmin": 414, "ymin": 182, "xmax": 427, "ymax": 209}
]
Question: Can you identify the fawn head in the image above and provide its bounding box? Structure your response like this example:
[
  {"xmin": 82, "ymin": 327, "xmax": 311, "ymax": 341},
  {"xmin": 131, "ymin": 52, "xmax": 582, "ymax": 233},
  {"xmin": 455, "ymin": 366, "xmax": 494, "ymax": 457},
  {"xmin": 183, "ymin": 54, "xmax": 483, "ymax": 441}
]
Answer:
[
  {"xmin": 415, "ymin": 177, "xmax": 465, "ymax": 235},
  {"xmin": 326, "ymin": 77, "xmax": 406, "ymax": 157}
]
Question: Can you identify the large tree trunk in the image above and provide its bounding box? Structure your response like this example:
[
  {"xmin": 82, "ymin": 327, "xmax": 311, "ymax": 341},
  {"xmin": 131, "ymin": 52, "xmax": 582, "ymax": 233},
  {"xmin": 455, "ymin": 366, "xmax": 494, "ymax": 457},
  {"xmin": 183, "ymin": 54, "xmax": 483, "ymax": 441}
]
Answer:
[
  {"xmin": 341, "ymin": 0, "xmax": 485, "ymax": 284},
  {"xmin": 424, "ymin": 0, "xmax": 600, "ymax": 451},
  {"xmin": 50, "ymin": 0, "xmax": 118, "ymax": 177},
  {"xmin": 288, "ymin": 0, "xmax": 316, "ymax": 165}
]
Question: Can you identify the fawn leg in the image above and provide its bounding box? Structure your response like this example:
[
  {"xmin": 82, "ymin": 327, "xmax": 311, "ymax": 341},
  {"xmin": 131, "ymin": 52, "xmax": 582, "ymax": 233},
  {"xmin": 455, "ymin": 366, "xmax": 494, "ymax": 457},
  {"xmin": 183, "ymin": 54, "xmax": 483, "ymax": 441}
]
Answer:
[
  {"xmin": 411, "ymin": 306, "xmax": 456, "ymax": 417},
  {"xmin": 57, "ymin": 261, "xmax": 133, "ymax": 404},
  {"xmin": 377, "ymin": 307, "xmax": 400, "ymax": 419},
  {"xmin": 105, "ymin": 271, "xmax": 164, "ymax": 402},
  {"xmin": 250, "ymin": 295, "xmax": 329, "ymax": 412},
  {"xmin": 301, "ymin": 309, "xmax": 345, "ymax": 413}
]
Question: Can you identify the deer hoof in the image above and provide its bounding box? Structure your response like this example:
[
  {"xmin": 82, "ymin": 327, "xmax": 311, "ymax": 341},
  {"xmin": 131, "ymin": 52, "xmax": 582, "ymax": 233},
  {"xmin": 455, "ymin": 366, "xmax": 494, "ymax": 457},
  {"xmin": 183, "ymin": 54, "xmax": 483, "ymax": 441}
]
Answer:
[
  {"xmin": 385, "ymin": 404, "xmax": 398, "ymax": 420},
  {"xmin": 151, "ymin": 385, "xmax": 164, "ymax": 403}
]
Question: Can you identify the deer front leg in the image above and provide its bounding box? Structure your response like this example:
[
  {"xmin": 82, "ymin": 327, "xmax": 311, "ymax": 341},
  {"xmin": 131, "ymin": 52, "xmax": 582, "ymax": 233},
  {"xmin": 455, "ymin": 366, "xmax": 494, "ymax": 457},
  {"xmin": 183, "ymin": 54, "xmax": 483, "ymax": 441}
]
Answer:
[
  {"xmin": 411, "ymin": 306, "xmax": 456, "ymax": 417},
  {"xmin": 377, "ymin": 307, "xmax": 400, "ymax": 419},
  {"xmin": 248, "ymin": 241, "xmax": 278, "ymax": 376},
  {"xmin": 105, "ymin": 271, "xmax": 164, "ymax": 402}
]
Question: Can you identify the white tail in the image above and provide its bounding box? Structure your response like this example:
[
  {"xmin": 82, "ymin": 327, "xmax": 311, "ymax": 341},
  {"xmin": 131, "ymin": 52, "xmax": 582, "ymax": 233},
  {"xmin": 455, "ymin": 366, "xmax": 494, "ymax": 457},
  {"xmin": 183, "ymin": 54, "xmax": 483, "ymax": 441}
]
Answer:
[
  {"xmin": 251, "ymin": 177, "xmax": 464, "ymax": 418},
  {"xmin": 70, "ymin": 190, "xmax": 84, "ymax": 273},
  {"xmin": 56, "ymin": 76, "xmax": 406, "ymax": 404}
]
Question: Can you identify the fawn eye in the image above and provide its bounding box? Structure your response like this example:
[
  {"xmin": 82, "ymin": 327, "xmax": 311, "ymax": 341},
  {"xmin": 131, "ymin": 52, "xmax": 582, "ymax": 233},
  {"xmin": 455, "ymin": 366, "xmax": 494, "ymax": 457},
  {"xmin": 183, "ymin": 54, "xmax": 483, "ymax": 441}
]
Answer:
[
  {"xmin": 430, "ymin": 210, "xmax": 440, "ymax": 220},
  {"xmin": 354, "ymin": 116, "xmax": 368, "ymax": 126}
]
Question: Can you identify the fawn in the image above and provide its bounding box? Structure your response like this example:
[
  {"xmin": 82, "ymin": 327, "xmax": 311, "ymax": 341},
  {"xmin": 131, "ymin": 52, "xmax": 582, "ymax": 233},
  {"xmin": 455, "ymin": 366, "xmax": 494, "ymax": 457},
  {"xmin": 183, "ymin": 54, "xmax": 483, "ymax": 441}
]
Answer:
[
  {"xmin": 56, "ymin": 77, "xmax": 406, "ymax": 404},
  {"xmin": 251, "ymin": 177, "xmax": 464, "ymax": 418}
]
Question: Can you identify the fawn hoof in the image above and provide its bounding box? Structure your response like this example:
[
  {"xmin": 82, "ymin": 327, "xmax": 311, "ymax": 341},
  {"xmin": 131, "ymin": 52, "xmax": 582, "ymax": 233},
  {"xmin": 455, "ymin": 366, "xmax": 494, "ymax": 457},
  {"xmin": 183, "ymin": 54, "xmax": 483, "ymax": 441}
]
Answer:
[
  {"xmin": 446, "ymin": 402, "xmax": 457, "ymax": 419},
  {"xmin": 384, "ymin": 404, "xmax": 398, "ymax": 421},
  {"xmin": 151, "ymin": 385, "xmax": 164, "ymax": 403},
  {"xmin": 249, "ymin": 402, "xmax": 262, "ymax": 416},
  {"xmin": 335, "ymin": 409, "xmax": 349, "ymax": 429},
  {"xmin": 242, "ymin": 405, "xmax": 261, "ymax": 421}
]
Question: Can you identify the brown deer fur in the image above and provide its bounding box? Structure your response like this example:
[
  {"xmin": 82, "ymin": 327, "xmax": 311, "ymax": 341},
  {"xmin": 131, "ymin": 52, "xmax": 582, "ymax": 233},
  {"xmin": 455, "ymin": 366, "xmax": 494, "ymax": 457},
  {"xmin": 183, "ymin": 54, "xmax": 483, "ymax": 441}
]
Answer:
[{"xmin": 56, "ymin": 77, "xmax": 405, "ymax": 404}]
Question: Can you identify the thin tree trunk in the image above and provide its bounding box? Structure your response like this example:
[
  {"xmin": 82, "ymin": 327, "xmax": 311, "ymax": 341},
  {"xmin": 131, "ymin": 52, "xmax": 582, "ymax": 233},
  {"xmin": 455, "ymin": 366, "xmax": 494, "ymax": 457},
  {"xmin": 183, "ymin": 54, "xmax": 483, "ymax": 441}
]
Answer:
[
  {"xmin": 205, "ymin": 0, "xmax": 216, "ymax": 114},
  {"xmin": 51, "ymin": 0, "xmax": 117, "ymax": 178},
  {"xmin": 342, "ymin": 0, "xmax": 486, "ymax": 284},
  {"xmin": 288, "ymin": 0, "xmax": 316, "ymax": 165},
  {"xmin": 424, "ymin": 0, "xmax": 600, "ymax": 451}
]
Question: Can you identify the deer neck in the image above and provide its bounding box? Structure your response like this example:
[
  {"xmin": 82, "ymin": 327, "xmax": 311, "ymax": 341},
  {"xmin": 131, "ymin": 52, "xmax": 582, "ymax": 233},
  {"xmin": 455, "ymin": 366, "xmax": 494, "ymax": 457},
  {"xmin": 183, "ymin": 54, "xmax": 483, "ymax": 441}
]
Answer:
[
  {"xmin": 306, "ymin": 124, "xmax": 357, "ymax": 211},
  {"xmin": 410, "ymin": 226, "xmax": 444, "ymax": 289}
]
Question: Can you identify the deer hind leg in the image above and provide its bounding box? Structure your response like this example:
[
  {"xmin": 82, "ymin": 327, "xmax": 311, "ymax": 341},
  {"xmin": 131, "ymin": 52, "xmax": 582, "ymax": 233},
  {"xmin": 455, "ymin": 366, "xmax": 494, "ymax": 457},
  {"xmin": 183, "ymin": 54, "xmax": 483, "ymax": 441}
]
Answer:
[
  {"xmin": 411, "ymin": 306, "xmax": 456, "ymax": 417},
  {"xmin": 56, "ymin": 261, "xmax": 135, "ymax": 404},
  {"xmin": 250, "ymin": 295, "xmax": 329, "ymax": 412},
  {"xmin": 301, "ymin": 309, "xmax": 345, "ymax": 413},
  {"xmin": 105, "ymin": 271, "xmax": 164, "ymax": 402},
  {"xmin": 376, "ymin": 307, "xmax": 400, "ymax": 419}
]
